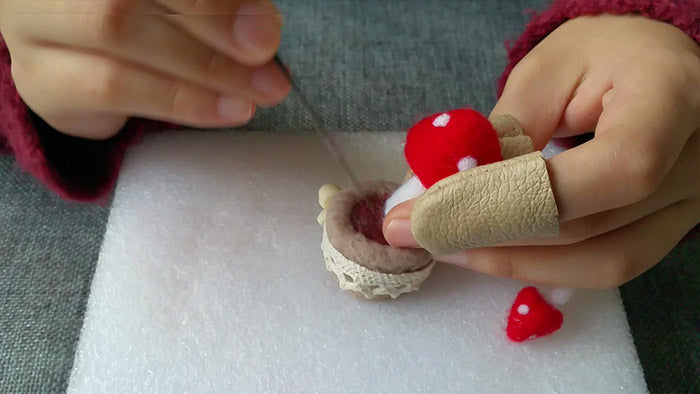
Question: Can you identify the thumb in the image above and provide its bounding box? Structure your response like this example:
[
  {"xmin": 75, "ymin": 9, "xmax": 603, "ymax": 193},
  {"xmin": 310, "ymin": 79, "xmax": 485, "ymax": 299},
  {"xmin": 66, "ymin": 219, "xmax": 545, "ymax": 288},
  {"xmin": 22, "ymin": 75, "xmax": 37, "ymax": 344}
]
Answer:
[
  {"xmin": 490, "ymin": 53, "xmax": 582, "ymax": 148},
  {"xmin": 383, "ymin": 199, "xmax": 420, "ymax": 248}
]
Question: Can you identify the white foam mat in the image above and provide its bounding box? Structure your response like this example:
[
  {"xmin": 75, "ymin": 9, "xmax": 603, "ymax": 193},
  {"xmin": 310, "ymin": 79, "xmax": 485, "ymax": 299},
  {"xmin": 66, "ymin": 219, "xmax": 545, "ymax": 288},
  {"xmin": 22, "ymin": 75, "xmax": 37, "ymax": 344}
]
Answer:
[{"xmin": 68, "ymin": 131, "xmax": 646, "ymax": 393}]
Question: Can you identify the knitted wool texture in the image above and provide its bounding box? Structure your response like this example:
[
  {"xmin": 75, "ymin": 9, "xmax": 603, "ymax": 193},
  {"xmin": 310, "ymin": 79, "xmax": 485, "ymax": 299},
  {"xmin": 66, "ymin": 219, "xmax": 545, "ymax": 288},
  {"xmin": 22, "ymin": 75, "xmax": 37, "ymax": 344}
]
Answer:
[
  {"xmin": 0, "ymin": 35, "xmax": 171, "ymax": 202},
  {"xmin": 497, "ymin": 0, "xmax": 700, "ymax": 96}
]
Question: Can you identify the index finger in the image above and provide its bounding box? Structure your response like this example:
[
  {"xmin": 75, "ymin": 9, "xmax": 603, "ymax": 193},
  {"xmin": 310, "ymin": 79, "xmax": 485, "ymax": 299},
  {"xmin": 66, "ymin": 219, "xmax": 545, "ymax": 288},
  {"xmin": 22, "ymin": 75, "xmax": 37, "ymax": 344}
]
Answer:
[
  {"xmin": 152, "ymin": 0, "xmax": 283, "ymax": 65},
  {"xmin": 549, "ymin": 87, "xmax": 695, "ymax": 221}
]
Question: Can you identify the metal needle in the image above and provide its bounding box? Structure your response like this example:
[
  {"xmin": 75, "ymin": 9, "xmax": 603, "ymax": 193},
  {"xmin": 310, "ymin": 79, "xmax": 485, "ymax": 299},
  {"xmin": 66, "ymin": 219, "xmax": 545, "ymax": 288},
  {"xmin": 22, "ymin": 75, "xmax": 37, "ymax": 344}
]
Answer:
[{"xmin": 273, "ymin": 54, "xmax": 362, "ymax": 190}]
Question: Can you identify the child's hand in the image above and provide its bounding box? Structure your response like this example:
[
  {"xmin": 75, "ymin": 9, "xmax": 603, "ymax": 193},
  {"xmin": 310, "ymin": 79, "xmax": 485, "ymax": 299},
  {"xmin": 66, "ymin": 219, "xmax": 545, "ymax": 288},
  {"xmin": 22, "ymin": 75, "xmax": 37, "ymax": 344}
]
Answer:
[
  {"xmin": 384, "ymin": 15, "xmax": 700, "ymax": 288},
  {"xmin": 0, "ymin": 0, "xmax": 290, "ymax": 138}
]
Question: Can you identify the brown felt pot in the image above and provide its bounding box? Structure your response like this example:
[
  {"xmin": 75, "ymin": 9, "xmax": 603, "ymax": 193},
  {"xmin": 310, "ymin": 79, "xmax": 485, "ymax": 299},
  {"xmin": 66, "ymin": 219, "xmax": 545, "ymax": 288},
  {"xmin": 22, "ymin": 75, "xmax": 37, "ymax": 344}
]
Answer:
[
  {"xmin": 325, "ymin": 181, "xmax": 432, "ymax": 273},
  {"xmin": 319, "ymin": 181, "xmax": 434, "ymax": 299}
]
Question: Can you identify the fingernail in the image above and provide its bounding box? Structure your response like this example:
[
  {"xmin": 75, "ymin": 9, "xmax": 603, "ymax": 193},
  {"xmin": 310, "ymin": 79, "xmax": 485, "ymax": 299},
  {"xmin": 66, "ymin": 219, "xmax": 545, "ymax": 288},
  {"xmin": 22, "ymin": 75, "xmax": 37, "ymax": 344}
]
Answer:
[
  {"xmin": 217, "ymin": 96, "xmax": 253, "ymax": 121},
  {"xmin": 250, "ymin": 63, "xmax": 291, "ymax": 103},
  {"xmin": 384, "ymin": 219, "xmax": 419, "ymax": 248},
  {"xmin": 434, "ymin": 253, "xmax": 470, "ymax": 267},
  {"xmin": 233, "ymin": 4, "xmax": 282, "ymax": 54}
]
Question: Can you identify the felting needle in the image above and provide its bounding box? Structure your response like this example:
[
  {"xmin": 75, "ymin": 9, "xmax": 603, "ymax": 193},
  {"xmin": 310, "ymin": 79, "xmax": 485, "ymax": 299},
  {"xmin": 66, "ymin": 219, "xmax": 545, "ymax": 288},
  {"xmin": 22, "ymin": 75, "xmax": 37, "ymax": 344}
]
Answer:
[{"xmin": 273, "ymin": 54, "xmax": 363, "ymax": 192}]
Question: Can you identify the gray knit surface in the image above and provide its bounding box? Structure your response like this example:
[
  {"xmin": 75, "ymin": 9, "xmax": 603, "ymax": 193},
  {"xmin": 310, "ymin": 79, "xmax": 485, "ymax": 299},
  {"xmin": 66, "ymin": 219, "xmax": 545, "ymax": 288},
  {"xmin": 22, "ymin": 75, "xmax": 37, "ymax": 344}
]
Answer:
[{"xmin": 1, "ymin": 1, "xmax": 697, "ymax": 392}]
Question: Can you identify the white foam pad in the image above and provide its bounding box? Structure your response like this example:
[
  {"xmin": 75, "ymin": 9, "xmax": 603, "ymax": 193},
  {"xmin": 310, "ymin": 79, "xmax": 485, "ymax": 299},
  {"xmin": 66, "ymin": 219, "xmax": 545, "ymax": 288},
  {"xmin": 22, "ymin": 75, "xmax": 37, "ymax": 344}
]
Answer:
[{"xmin": 68, "ymin": 131, "xmax": 646, "ymax": 393}]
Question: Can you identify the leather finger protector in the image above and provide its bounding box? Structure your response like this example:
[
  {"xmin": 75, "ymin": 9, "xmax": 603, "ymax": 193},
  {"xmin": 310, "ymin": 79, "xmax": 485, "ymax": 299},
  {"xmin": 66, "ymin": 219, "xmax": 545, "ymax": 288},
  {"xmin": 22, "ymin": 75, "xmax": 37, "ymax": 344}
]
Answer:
[{"xmin": 410, "ymin": 151, "xmax": 559, "ymax": 255}]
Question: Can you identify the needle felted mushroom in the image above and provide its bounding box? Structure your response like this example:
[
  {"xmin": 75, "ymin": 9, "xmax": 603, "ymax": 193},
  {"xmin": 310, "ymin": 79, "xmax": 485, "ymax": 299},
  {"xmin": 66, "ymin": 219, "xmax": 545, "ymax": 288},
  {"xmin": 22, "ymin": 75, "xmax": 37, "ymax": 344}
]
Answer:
[
  {"xmin": 385, "ymin": 108, "xmax": 505, "ymax": 214},
  {"xmin": 318, "ymin": 107, "xmax": 570, "ymax": 341}
]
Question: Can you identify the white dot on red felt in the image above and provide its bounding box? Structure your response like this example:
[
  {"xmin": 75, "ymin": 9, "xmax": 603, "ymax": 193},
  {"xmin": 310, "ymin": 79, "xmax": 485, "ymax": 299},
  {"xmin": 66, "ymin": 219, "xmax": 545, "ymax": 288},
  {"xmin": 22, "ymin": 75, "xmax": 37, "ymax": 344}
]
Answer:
[
  {"xmin": 457, "ymin": 156, "xmax": 477, "ymax": 172},
  {"xmin": 517, "ymin": 304, "xmax": 530, "ymax": 315},
  {"xmin": 432, "ymin": 113, "xmax": 450, "ymax": 127}
]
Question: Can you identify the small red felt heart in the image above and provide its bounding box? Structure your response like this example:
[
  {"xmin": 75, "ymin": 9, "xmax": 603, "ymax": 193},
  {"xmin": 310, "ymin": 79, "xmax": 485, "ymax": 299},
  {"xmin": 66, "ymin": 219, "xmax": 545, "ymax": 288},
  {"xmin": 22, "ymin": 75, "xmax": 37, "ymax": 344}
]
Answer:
[{"xmin": 506, "ymin": 287, "xmax": 563, "ymax": 342}]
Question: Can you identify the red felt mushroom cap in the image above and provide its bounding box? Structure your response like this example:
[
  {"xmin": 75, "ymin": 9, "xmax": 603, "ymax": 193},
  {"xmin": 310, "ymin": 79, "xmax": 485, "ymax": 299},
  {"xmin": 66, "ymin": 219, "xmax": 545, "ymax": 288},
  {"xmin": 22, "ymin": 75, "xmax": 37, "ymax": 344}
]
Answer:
[
  {"xmin": 506, "ymin": 287, "xmax": 564, "ymax": 342},
  {"xmin": 404, "ymin": 108, "xmax": 502, "ymax": 188}
]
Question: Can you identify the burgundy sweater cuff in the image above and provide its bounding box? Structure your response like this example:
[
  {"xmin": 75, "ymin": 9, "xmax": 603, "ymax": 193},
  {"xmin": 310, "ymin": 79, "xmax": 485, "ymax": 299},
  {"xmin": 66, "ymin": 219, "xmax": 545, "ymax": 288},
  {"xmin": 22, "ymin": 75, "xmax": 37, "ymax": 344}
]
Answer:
[
  {"xmin": 498, "ymin": 0, "xmax": 700, "ymax": 95},
  {"xmin": 0, "ymin": 35, "xmax": 171, "ymax": 203}
]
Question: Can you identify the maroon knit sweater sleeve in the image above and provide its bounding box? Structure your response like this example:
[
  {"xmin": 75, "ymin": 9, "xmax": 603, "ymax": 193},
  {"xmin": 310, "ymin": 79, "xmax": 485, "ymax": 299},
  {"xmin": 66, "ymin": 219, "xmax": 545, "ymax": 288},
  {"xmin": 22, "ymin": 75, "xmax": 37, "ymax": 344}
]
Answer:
[
  {"xmin": 498, "ymin": 0, "xmax": 700, "ymax": 95},
  {"xmin": 0, "ymin": 34, "xmax": 172, "ymax": 203}
]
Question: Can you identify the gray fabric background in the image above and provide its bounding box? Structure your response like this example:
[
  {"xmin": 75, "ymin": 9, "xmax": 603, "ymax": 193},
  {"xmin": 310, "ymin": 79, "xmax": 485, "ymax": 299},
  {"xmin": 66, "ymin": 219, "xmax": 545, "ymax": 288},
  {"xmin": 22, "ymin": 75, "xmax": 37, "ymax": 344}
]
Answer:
[
  {"xmin": 1, "ymin": 0, "xmax": 697, "ymax": 392},
  {"xmin": 0, "ymin": 161, "xmax": 108, "ymax": 393}
]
